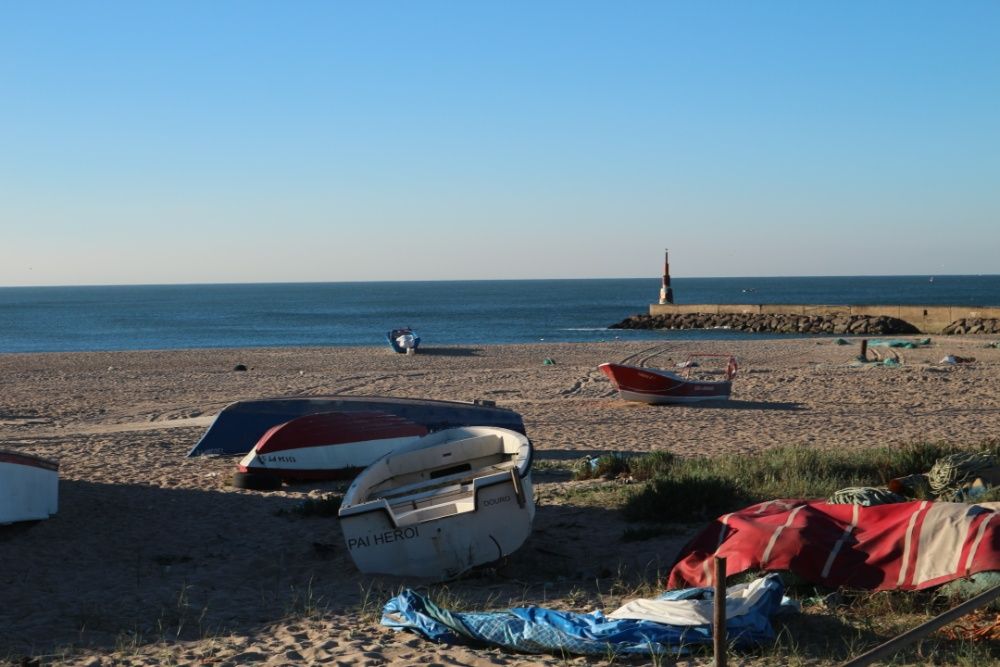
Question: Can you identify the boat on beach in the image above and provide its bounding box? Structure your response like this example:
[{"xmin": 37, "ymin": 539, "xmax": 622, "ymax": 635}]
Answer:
[
  {"xmin": 338, "ymin": 426, "xmax": 534, "ymax": 579},
  {"xmin": 0, "ymin": 451, "xmax": 59, "ymax": 525},
  {"xmin": 236, "ymin": 410, "xmax": 430, "ymax": 483},
  {"xmin": 599, "ymin": 355, "xmax": 737, "ymax": 405},
  {"xmin": 188, "ymin": 395, "xmax": 525, "ymax": 457},
  {"xmin": 387, "ymin": 328, "xmax": 420, "ymax": 354}
]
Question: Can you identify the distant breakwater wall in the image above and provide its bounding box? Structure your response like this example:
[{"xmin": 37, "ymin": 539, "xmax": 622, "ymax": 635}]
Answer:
[{"xmin": 618, "ymin": 304, "xmax": 1000, "ymax": 335}]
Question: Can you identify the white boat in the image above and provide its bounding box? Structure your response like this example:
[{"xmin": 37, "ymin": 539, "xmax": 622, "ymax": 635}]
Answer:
[
  {"xmin": 0, "ymin": 451, "xmax": 59, "ymax": 525},
  {"xmin": 338, "ymin": 426, "xmax": 534, "ymax": 579}
]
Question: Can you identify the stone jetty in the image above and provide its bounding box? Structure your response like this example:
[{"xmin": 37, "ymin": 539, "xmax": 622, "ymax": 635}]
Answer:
[{"xmin": 611, "ymin": 312, "xmax": 1000, "ymax": 336}]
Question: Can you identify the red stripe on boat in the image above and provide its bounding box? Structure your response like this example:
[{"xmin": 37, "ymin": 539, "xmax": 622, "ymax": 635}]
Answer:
[{"xmin": 252, "ymin": 411, "xmax": 428, "ymax": 454}]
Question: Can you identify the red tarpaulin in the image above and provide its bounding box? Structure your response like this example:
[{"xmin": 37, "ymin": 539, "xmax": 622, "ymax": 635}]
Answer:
[{"xmin": 668, "ymin": 499, "xmax": 1000, "ymax": 591}]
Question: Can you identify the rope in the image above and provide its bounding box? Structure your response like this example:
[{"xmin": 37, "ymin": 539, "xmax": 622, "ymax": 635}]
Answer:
[
  {"xmin": 927, "ymin": 452, "xmax": 997, "ymax": 501},
  {"xmin": 827, "ymin": 487, "xmax": 905, "ymax": 506}
]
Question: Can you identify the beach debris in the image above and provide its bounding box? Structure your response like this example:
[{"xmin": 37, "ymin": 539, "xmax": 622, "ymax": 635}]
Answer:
[
  {"xmin": 987, "ymin": 340, "xmax": 1000, "ymax": 349},
  {"xmin": 381, "ymin": 574, "xmax": 794, "ymax": 656},
  {"xmin": 668, "ymin": 499, "xmax": 1000, "ymax": 591},
  {"xmin": 882, "ymin": 358, "xmax": 901, "ymax": 367},
  {"xmin": 233, "ymin": 364, "xmax": 248, "ymax": 371},
  {"xmin": 676, "ymin": 359, "xmax": 700, "ymax": 368},
  {"xmin": 940, "ymin": 609, "xmax": 1000, "ymax": 642},
  {"xmin": 542, "ymin": 357, "xmax": 555, "ymax": 365},
  {"xmin": 869, "ymin": 338, "xmax": 931, "ymax": 349},
  {"xmin": 834, "ymin": 338, "xmax": 850, "ymax": 345},
  {"xmin": 939, "ymin": 355, "xmax": 976, "ymax": 365}
]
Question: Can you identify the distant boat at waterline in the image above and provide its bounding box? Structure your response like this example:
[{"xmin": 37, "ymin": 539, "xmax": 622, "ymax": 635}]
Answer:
[{"xmin": 387, "ymin": 328, "xmax": 420, "ymax": 354}]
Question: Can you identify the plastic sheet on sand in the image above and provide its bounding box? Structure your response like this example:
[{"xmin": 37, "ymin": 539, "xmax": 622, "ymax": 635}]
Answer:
[{"xmin": 381, "ymin": 574, "xmax": 793, "ymax": 656}]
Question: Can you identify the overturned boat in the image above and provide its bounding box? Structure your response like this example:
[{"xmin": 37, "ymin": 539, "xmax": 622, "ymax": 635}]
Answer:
[
  {"xmin": 188, "ymin": 395, "xmax": 525, "ymax": 457},
  {"xmin": 0, "ymin": 451, "xmax": 59, "ymax": 525},
  {"xmin": 338, "ymin": 426, "xmax": 534, "ymax": 579},
  {"xmin": 599, "ymin": 355, "xmax": 737, "ymax": 405},
  {"xmin": 237, "ymin": 410, "xmax": 430, "ymax": 483}
]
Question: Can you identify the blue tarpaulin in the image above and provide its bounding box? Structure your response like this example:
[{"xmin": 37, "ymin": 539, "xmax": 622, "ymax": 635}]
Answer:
[{"xmin": 381, "ymin": 574, "xmax": 793, "ymax": 657}]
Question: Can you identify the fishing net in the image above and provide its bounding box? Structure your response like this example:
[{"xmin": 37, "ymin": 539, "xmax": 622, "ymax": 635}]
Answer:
[{"xmin": 927, "ymin": 452, "xmax": 997, "ymax": 501}]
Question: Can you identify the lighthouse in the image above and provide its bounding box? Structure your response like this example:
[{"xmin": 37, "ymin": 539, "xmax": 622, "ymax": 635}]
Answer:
[{"xmin": 658, "ymin": 249, "xmax": 674, "ymax": 304}]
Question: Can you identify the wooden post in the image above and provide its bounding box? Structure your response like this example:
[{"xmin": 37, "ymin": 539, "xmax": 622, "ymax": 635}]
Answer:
[
  {"xmin": 713, "ymin": 556, "xmax": 727, "ymax": 667},
  {"xmin": 859, "ymin": 339, "xmax": 868, "ymax": 361}
]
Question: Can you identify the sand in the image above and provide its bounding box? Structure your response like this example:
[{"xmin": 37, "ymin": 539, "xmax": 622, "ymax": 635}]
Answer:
[{"xmin": 2, "ymin": 336, "xmax": 999, "ymax": 665}]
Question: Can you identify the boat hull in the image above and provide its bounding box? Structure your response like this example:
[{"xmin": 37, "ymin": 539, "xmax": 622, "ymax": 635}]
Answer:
[
  {"xmin": 599, "ymin": 362, "xmax": 732, "ymax": 404},
  {"xmin": 0, "ymin": 451, "xmax": 59, "ymax": 525},
  {"xmin": 238, "ymin": 411, "xmax": 429, "ymax": 481},
  {"xmin": 339, "ymin": 427, "xmax": 534, "ymax": 579},
  {"xmin": 188, "ymin": 396, "xmax": 525, "ymax": 457}
]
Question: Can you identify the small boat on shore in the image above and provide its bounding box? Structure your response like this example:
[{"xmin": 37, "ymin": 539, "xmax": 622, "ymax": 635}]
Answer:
[
  {"xmin": 387, "ymin": 328, "xmax": 420, "ymax": 354},
  {"xmin": 1, "ymin": 451, "xmax": 59, "ymax": 525},
  {"xmin": 236, "ymin": 410, "xmax": 430, "ymax": 483},
  {"xmin": 188, "ymin": 395, "xmax": 525, "ymax": 457},
  {"xmin": 599, "ymin": 355, "xmax": 737, "ymax": 405},
  {"xmin": 338, "ymin": 426, "xmax": 534, "ymax": 579}
]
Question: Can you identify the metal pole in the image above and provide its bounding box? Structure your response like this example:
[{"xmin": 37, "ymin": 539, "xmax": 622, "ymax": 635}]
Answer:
[
  {"xmin": 840, "ymin": 583, "xmax": 1000, "ymax": 667},
  {"xmin": 713, "ymin": 556, "xmax": 727, "ymax": 667}
]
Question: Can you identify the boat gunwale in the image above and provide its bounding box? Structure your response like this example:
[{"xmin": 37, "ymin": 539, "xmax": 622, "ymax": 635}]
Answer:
[
  {"xmin": 339, "ymin": 434, "xmax": 533, "ymax": 522},
  {"xmin": 0, "ymin": 451, "xmax": 60, "ymax": 472},
  {"xmin": 337, "ymin": 468, "xmax": 532, "ymax": 525}
]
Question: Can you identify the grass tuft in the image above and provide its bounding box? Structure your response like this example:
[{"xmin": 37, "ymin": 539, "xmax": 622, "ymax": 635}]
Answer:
[
  {"xmin": 614, "ymin": 439, "xmax": 1000, "ymax": 524},
  {"xmin": 573, "ymin": 450, "xmax": 674, "ymax": 481}
]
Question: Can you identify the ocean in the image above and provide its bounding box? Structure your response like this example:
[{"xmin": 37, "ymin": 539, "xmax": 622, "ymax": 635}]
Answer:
[{"xmin": 1, "ymin": 275, "xmax": 998, "ymax": 354}]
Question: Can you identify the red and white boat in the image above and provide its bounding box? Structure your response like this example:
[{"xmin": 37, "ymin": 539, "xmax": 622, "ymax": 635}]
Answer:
[
  {"xmin": 599, "ymin": 356, "xmax": 737, "ymax": 405},
  {"xmin": 237, "ymin": 410, "xmax": 431, "ymax": 485},
  {"xmin": 0, "ymin": 451, "xmax": 59, "ymax": 525}
]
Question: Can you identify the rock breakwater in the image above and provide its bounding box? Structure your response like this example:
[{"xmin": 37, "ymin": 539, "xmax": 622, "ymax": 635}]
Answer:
[
  {"xmin": 610, "ymin": 312, "xmax": 921, "ymax": 335},
  {"xmin": 941, "ymin": 318, "xmax": 1000, "ymax": 335}
]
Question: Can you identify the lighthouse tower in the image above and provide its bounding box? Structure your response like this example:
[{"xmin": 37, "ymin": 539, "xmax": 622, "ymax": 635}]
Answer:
[{"xmin": 658, "ymin": 249, "xmax": 674, "ymax": 304}]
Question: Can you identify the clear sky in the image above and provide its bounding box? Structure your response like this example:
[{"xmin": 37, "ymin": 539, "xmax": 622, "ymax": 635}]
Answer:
[{"xmin": 2, "ymin": 1, "xmax": 998, "ymax": 286}]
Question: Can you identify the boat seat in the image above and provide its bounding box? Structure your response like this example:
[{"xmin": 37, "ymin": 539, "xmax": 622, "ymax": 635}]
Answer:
[
  {"xmin": 370, "ymin": 459, "xmax": 519, "ymax": 503},
  {"xmin": 392, "ymin": 498, "xmax": 478, "ymax": 525}
]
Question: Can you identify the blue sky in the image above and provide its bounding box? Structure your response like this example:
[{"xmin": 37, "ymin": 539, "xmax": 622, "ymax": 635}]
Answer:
[{"xmin": 2, "ymin": 1, "xmax": 998, "ymax": 285}]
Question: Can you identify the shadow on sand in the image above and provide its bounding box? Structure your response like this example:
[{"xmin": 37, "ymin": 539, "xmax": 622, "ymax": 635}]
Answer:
[
  {"xmin": 0, "ymin": 476, "xmax": 673, "ymax": 659},
  {"xmin": 710, "ymin": 399, "xmax": 807, "ymax": 411}
]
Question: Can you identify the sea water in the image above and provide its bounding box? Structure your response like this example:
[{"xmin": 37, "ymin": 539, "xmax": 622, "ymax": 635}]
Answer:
[{"xmin": 1, "ymin": 276, "xmax": 998, "ymax": 353}]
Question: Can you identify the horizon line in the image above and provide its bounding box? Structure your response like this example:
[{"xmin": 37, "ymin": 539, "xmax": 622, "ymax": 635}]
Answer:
[{"xmin": 1, "ymin": 273, "xmax": 997, "ymax": 289}]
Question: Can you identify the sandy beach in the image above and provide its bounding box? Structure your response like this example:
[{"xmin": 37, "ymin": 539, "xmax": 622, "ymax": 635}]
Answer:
[{"xmin": 2, "ymin": 336, "xmax": 999, "ymax": 666}]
